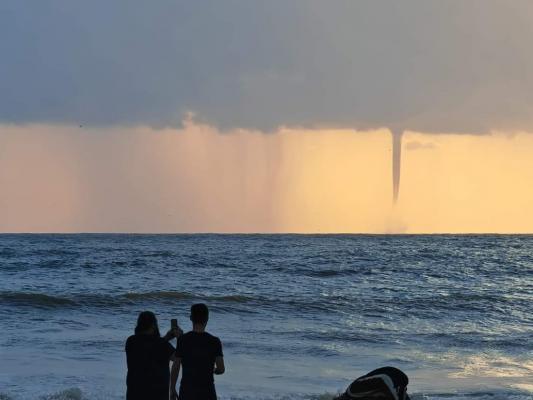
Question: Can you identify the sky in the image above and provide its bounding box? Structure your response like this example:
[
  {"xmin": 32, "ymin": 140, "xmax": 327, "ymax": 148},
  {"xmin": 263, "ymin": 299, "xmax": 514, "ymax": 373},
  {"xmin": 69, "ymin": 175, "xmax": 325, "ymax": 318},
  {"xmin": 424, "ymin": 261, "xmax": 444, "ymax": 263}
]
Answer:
[{"xmin": 1, "ymin": 1, "xmax": 533, "ymax": 233}]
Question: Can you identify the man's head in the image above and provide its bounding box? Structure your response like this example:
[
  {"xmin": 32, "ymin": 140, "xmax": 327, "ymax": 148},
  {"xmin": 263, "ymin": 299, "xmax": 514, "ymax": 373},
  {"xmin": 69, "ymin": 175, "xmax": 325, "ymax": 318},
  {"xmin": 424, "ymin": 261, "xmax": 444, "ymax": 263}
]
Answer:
[{"xmin": 190, "ymin": 303, "xmax": 209, "ymax": 326}]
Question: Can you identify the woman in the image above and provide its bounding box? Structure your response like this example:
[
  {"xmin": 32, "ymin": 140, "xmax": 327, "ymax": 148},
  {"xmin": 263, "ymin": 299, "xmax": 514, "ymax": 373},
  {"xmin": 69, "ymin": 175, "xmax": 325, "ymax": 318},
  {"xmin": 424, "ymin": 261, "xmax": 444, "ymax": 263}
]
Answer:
[{"xmin": 125, "ymin": 311, "xmax": 182, "ymax": 400}]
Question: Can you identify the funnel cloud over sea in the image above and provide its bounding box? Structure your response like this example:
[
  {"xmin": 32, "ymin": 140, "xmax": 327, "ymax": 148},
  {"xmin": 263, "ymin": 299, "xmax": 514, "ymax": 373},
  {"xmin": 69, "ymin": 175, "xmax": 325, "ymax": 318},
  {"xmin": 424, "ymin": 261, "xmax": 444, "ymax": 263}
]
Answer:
[{"xmin": 392, "ymin": 130, "xmax": 403, "ymax": 204}]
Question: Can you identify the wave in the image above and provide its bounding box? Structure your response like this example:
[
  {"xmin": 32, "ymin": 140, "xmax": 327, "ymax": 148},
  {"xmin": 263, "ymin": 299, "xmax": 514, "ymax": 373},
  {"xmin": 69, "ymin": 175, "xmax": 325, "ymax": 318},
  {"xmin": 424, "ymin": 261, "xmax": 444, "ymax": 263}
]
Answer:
[
  {"xmin": 122, "ymin": 291, "xmax": 195, "ymax": 301},
  {"xmin": 0, "ymin": 288, "xmax": 528, "ymax": 326},
  {"xmin": 123, "ymin": 291, "xmax": 252, "ymax": 303},
  {"xmin": 0, "ymin": 389, "xmax": 531, "ymax": 400},
  {"xmin": 0, "ymin": 292, "xmax": 77, "ymax": 308},
  {"xmin": 409, "ymin": 390, "xmax": 533, "ymax": 400},
  {"xmin": 0, "ymin": 290, "xmax": 254, "ymax": 309},
  {"xmin": 43, "ymin": 388, "xmax": 84, "ymax": 400},
  {"xmin": 0, "ymin": 388, "xmax": 84, "ymax": 400}
]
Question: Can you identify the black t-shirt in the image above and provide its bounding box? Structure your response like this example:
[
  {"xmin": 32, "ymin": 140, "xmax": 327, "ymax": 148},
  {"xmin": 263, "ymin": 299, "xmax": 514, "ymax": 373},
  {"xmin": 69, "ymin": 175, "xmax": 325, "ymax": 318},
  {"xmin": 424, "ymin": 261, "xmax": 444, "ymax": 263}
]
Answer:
[
  {"xmin": 125, "ymin": 334, "xmax": 175, "ymax": 400},
  {"xmin": 176, "ymin": 331, "xmax": 223, "ymax": 388}
]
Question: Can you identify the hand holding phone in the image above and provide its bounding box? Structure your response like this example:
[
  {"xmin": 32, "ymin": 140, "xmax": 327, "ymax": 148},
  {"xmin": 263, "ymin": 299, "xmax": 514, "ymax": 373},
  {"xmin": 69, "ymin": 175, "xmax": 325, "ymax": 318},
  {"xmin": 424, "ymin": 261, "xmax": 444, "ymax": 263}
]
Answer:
[{"xmin": 170, "ymin": 318, "xmax": 183, "ymax": 339}]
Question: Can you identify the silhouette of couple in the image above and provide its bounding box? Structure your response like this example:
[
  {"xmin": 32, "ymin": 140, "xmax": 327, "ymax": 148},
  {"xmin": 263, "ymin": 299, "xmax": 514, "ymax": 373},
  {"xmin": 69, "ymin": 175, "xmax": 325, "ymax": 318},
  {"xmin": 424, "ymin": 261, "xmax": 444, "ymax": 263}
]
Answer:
[{"xmin": 125, "ymin": 303, "xmax": 225, "ymax": 400}]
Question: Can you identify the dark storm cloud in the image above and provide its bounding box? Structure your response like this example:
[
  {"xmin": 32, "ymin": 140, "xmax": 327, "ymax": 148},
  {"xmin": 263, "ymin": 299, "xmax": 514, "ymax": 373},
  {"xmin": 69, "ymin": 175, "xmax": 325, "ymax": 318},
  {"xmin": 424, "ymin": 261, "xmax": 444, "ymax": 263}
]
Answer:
[{"xmin": 1, "ymin": 0, "xmax": 533, "ymax": 133}]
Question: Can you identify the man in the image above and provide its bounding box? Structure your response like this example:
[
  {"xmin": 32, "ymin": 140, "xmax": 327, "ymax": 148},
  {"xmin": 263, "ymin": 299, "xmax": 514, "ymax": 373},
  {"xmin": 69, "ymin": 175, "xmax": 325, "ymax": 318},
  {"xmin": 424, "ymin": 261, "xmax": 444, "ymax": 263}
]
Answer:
[
  {"xmin": 170, "ymin": 303, "xmax": 225, "ymax": 400},
  {"xmin": 125, "ymin": 311, "xmax": 182, "ymax": 400}
]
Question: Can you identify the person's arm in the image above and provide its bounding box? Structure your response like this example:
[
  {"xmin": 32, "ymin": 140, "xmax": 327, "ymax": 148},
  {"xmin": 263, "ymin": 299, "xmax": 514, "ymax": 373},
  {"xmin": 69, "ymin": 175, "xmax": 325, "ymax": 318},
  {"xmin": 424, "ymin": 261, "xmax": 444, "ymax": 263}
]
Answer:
[
  {"xmin": 163, "ymin": 326, "xmax": 183, "ymax": 341},
  {"xmin": 162, "ymin": 330, "xmax": 173, "ymax": 341},
  {"xmin": 170, "ymin": 357, "xmax": 181, "ymax": 400},
  {"xmin": 125, "ymin": 337, "xmax": 132, "ymax": 368},
  {"xmin": 213, "ymin": 337, "xmax": 225, "ymax": 375},
  {"xmin": 214, "ymin": 356, "xmax": 225, "ymax": 375}
]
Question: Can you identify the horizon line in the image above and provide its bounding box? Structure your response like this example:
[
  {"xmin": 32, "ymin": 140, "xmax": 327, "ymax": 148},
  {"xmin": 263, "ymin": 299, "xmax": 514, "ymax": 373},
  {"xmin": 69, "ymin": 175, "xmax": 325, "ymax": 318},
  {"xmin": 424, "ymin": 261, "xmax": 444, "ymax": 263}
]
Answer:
[{"xmin": 0, "ymin": 232, "xmax": 532, "ymax": 236}]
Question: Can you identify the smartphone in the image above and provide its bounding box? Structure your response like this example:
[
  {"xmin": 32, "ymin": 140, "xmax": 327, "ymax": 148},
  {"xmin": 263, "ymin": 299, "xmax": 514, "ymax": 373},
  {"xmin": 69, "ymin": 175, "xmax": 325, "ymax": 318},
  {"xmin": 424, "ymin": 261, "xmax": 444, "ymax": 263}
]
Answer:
[{"xmin": 171, "ymin": 318, "xmax": 178, "ymax": 329}]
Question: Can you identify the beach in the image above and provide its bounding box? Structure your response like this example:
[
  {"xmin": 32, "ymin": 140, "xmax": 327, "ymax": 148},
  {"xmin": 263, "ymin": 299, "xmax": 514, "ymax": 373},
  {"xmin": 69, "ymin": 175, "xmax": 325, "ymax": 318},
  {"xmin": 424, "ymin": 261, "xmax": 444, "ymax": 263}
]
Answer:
[{"xmin": 0, "ymin": 234, "xmax": 532, "ymax": 399}]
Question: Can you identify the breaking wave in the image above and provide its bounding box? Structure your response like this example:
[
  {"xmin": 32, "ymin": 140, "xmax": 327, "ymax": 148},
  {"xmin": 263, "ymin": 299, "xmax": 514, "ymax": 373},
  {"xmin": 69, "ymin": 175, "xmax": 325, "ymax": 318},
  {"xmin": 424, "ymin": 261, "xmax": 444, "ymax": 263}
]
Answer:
[
  {"xmin": 0, "ymin": 290, "xmax": 254, "ymax": 309},
  {"xmin": 0, "ymin": 389, "xmax": 531, "ymax": 400}
]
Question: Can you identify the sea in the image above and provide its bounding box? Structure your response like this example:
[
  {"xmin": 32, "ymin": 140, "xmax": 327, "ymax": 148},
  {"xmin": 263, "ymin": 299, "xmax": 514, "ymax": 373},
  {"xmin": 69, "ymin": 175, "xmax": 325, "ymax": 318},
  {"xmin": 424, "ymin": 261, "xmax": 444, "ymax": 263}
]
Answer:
[{"xmin": 0, "ymin": 234, "xmax": 531, "ymax": 400}]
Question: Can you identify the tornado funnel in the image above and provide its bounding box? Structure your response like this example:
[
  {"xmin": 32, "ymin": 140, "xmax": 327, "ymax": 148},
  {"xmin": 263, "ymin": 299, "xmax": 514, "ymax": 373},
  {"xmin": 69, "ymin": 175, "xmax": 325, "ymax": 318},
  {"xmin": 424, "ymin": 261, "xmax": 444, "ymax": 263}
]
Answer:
[{"xmin": 392, "ymin": 130, "xmax": 403, "ymax": 204}]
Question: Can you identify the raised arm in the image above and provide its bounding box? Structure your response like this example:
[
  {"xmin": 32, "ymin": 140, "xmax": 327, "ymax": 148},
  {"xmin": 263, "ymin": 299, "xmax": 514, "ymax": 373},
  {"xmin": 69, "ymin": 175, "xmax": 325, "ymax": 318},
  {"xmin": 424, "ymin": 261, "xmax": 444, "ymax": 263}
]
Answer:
[{"xmin": 163, "ymin": 326, "xmax": 183, "ymax": 342}]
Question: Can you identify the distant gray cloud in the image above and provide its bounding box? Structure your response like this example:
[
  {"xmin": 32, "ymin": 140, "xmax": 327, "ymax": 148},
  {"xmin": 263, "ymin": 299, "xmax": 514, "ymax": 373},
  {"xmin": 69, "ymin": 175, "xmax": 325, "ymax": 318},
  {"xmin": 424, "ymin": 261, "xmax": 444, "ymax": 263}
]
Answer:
[{"xmin": 2, "ymin": 0, "xmax": 533, "ymax": 133}]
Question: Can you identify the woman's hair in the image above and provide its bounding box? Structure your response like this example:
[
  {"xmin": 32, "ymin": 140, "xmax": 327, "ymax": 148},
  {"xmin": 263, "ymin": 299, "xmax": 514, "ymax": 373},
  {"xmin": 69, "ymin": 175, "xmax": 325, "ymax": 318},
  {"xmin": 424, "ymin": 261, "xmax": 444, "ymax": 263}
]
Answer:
[{"xmin": 135, "ymin": 311, "xmax": 161, "ymax": 337}]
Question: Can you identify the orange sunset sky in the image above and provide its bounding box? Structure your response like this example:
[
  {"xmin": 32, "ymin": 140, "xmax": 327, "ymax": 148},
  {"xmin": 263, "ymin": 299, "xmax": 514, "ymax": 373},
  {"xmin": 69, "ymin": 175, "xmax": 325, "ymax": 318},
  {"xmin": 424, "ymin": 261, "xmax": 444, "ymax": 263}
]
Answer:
[
  {"xmin": 1, "ymin": 122, "xmax": 532, "ymax": 233},
  {"xmin": 1, "ymin": 1, "xmax": 533, "ymax": 233}
]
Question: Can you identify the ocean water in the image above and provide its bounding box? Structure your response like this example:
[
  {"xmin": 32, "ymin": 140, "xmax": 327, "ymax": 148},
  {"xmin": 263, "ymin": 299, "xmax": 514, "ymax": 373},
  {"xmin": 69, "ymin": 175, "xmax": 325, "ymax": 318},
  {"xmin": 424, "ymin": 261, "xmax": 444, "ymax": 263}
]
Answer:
[{"xmin": 0, "ymin": 234, "xmax": 531, "ymax": 400}]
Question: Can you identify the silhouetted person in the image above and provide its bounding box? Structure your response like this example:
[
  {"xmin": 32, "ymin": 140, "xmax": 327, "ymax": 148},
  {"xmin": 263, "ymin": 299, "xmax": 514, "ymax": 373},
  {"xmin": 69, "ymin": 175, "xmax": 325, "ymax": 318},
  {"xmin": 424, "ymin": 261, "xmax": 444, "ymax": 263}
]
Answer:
[
  {"xmin": 334, "ymin": 366, "xmax": 411, "ymax": 400},
  {"xmin": 170, "ymin": 304, "xmax": 225, "ymax": 400},
  {"xmin": 126, "ymin": 311, "xmax": 181, "ymax": 400}
]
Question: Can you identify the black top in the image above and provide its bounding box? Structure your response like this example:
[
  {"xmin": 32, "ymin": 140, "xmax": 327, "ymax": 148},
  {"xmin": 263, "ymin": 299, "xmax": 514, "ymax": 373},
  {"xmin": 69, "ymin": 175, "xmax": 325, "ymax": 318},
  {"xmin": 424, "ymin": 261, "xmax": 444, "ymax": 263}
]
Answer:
[
  {"xmin": 176, "ymin": 331, "xmax": 223, "ymax": 388},
  {"xmin": 125, "ymin": 334, "xmax": 175, "ymax": 400}
]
